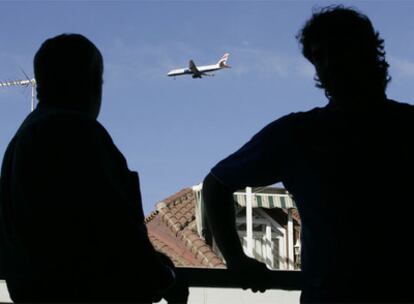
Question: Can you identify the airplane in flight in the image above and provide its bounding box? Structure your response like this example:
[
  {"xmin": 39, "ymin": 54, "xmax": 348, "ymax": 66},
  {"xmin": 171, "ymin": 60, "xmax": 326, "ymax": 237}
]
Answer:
[{"xmin": 167, "ymin": 53, "xmax": 230, "ymax": 78}]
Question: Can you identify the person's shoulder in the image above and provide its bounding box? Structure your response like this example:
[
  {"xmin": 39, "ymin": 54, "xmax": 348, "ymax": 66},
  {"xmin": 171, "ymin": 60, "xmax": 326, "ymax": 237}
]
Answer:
[
  {"xmin": 263, "ymin": 106, "xmax": 324, "ymax": 132},
  {"xmin": 16, "ymin": 108, "xmax": 108, "ymax": 148},
  {"xmin": 384, "ymin": 99, "xmax": 414, "ymax": 120},
  {"xmin": 23, "ymin": 108, "xmax": 102, "ymax": 135},
  {"xmin": 386, "ymin": 99, "xmax": 414, "ymax": 111}
]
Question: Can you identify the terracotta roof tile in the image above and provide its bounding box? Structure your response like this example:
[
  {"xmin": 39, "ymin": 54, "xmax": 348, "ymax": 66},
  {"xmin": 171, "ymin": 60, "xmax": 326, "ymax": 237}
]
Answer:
[
  {"xmin": 198, "ymin": 245, "xmax": 211, "ymax": 254},
  {"xmin": 146, "ymin": 188, "xmax": 225, "ymax": 268}
]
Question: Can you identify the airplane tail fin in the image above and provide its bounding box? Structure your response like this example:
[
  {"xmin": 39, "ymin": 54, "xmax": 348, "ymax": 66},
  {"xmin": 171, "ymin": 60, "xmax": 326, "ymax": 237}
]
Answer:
[{"xmin": 218, "ymin": 53, "xmax": 230, "ymax": 68}]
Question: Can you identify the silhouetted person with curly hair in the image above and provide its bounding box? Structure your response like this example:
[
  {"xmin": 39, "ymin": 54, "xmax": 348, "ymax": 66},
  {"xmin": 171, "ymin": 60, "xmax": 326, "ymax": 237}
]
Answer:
[
  {"xmin": 203, "ymin": 6, "xmax": 414, "ymax": 303},
  {"xmin": 0, "ymin": 34, "xmax": 188, "ymax": 303}
]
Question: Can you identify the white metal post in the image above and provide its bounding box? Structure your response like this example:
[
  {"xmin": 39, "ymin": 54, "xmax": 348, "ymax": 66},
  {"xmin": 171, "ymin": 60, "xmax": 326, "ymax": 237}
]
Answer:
[
  {"xmin": 279, "ymin": 233, "xmax": 287, "ymax": 270},
  {"xmin": 246, "ymin": 187, "xmax": 253, "ymax": 257},
  {"xmin": 31, "ymin": 84, "xmax": 35, "ymax": 112},
  {"xmin": 287, "ymin": 209, "xmax": 295, "ymax": 270},
  {"xmin": 265, "ymin": 225, "xmax": 273, "ymax": 269},
  {"xmin": 192, "ymin": 183, "xmax": 204, "ymax": 238}
]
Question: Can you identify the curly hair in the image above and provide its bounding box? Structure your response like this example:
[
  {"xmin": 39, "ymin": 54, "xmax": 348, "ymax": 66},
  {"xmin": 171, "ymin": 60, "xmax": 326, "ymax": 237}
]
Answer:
[{"xmin": 296, "ymin": 5, "xmax": 390, "ymax": 95}]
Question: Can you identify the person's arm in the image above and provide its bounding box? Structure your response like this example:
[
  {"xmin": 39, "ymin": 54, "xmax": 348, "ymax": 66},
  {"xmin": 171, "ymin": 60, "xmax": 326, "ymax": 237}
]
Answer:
[
  {"xmin": 202, "ymin": 173, "xmax": 244, "ymax": 267},
  {"xmin": 202, "ymin": 116, "xmax": 293, "ymax": 292},
  {"xmin": 81, "ymin": 121, "xmax": 188, "ymax": 302},
  {"xmin": 202, "ymin": 173, "xmax": 271, "ymax": 292}
]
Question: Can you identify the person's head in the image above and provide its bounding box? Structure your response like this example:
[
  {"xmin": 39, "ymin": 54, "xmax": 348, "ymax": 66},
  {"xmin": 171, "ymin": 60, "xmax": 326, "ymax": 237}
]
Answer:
[
  {"xmin": 297, "ymin": 6, "xmax": 390, "ymax": 101},
  {"xmin": 34, "ymin": 34, "xmax": 103, "ymax": 118}
]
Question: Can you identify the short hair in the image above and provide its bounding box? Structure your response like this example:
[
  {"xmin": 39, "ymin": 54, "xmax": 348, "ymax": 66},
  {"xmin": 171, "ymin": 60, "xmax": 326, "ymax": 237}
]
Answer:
[
  {"xmin": 34, "ymin": 34, "xmax": 103, "ymax": 103},
  {"xmin": 296, "ymin": 5, "xmax": 390, "ymax": 93}
]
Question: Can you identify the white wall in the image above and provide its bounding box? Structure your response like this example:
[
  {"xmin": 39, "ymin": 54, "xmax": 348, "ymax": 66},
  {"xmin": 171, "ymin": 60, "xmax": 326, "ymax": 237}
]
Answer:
[
  {"xmin": 157, "ymin": 288, "xmax": 300, "ymax": 304},
  {"xmin": 0, "ymin": 281, "xmax": 11, "ymax": 303},
  {"xmin": 0, "ymin": 281, "xmax": 301, "ymax": 304}
]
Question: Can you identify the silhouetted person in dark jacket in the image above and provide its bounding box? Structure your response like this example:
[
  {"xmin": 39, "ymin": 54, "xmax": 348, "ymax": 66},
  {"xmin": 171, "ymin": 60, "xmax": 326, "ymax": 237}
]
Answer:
[
  {"xmin": 0, "ymin": 34, "xmax": 188, "ymax": 303},
  {"xmin": 203, "ymin": 6, "xmax": 414, "ymax": 303}
]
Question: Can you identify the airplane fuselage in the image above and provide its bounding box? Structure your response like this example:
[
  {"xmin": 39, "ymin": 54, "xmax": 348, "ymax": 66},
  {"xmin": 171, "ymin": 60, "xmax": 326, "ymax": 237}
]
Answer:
[
  {"xmin": 167, "ymin": 53, "xmax": 230, "ymax": 78},
  {"xmin": 167, "ymin": 64, "xmax": 222, "ymax": 77}
]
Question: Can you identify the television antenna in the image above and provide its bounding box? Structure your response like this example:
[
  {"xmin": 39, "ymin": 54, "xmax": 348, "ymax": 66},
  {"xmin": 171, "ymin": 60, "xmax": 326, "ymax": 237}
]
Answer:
[{"xmin": 0, "ymin": 72, "xmax": 36, "ymax": 111}]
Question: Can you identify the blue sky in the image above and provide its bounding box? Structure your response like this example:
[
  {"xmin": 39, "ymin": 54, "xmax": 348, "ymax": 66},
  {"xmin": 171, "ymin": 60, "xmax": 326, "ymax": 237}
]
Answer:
[{"xmin": 1, "ymin": 0, "xmax": 414, "ymax": 215}]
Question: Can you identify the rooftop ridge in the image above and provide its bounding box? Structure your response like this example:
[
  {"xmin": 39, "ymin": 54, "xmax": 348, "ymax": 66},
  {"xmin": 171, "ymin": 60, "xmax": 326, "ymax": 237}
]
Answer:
[
  {"xmin": 144, "ymin": 210, "xmax": 159, "ymax": 224},
  {"xmin": 155, "ymin": 188, "xmax": 193, "ymax": 209},
  {"xmin": 148, "ymin": 187, "xmax": 225, "ymax": 268}
]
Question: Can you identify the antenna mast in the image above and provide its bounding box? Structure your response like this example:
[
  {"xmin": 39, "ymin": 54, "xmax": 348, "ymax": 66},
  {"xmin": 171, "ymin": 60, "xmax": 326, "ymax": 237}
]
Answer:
[{"xmin": 0, "ymin": 78, "xmax": 37, "ymax": 111}]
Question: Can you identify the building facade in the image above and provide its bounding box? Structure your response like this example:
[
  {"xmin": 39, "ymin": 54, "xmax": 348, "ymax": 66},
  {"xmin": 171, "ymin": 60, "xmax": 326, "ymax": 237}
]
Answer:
[{"xmin": 147, "ymin": 184, "xmax": 301, "ymax": 271}]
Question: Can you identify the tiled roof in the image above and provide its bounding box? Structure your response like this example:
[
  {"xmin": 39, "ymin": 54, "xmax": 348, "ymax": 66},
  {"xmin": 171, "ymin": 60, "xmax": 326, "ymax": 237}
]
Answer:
[{"xmin": 146, "ymin": 188, "xmax": 226, "ymax": 268}]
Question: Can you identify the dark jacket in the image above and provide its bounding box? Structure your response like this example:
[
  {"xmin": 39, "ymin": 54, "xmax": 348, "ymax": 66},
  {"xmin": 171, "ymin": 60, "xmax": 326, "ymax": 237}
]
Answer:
[{"xmin": 0, "ymin": 104, "xmax": 172, "ymax": 302}]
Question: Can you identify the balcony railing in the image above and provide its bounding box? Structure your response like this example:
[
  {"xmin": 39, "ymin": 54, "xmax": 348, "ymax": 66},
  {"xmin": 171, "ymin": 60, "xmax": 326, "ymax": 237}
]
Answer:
[
  {"xmin": 176, "ymin": 267, "xmax": 301, "ymax": 290},
  {"xmin": 0, "ymin": 268, "xmax": 301, "ymax": 303}
]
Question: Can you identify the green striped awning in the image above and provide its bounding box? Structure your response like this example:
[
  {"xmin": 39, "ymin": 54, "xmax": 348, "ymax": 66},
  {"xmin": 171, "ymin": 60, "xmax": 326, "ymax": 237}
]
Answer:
[{"xmin": 233, "ymin": 192, "xmax": 296, "ymax": 209}]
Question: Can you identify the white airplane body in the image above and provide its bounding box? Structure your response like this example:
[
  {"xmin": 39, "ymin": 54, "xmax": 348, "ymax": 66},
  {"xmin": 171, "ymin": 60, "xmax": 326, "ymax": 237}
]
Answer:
[{"xmin": 167, "ymin": 53, "xmax": 230, "ymax": 78}]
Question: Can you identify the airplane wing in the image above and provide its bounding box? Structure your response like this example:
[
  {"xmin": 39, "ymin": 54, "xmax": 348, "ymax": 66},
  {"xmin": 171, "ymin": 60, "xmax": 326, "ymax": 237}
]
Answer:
[{"xmin": 189, "ymin": 60, "xmax": 201, "ymax": 74}]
